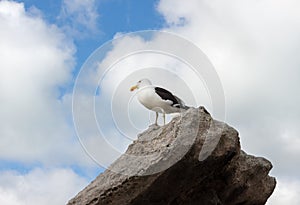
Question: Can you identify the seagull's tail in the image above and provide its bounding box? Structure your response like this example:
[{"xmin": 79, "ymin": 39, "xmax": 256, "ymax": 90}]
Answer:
[{"xmin": 174, "ymin": 95, "xmax": 190, "ymax": 111}]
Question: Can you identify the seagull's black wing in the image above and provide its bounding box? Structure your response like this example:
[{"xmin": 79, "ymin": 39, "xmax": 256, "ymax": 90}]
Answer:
[{"xmin": 154, "ymin": 87, "xmax": 180, "ymax": 108}]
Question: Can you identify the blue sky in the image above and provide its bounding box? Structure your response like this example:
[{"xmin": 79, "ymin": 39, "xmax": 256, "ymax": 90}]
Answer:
[
  {"xmin": 1, "ymin": 0, "xmax": 300, "ymax": 204},
  {"xmin": 16, "ymin": 0, "xmax": 165, "ymax": 75}
]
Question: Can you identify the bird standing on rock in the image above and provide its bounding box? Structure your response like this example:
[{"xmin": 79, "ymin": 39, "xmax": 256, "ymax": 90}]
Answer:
[{"xmin": 130, "ymin": 79, "xmax": 189, "ymax": 125}]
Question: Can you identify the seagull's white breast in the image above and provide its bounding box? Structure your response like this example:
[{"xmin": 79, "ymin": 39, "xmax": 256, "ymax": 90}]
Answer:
[{"xmin": 137, "ymin": 87, "xmax": 180, "ymax": 114}]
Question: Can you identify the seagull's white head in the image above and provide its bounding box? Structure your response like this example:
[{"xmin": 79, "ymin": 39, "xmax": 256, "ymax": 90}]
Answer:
[{"xmin": 130, "ymin": 78, "xmax": 152, "ymax": 91}]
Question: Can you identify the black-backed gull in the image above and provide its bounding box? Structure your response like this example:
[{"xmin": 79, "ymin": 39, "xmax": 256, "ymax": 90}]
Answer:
[{"xmin": 130, "ymin": 79, "xmax": 189, "ymax": 125}]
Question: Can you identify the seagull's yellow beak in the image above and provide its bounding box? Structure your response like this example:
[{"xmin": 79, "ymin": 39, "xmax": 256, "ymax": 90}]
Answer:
[{"xmin": 130, "ymin": 85, "xmax": 138, "ymax": 92}]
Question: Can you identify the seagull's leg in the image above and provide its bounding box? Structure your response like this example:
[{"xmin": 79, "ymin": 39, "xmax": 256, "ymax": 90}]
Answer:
[
  {"xmin": 155, "ymin": 112, "xmax": 158, "ymax": 125},
  {"xmin": 163, "ymin": 112, "xmax": 166, "ymax": 125}
]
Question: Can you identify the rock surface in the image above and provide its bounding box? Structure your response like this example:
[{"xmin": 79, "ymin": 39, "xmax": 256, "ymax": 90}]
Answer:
[{"xmin": 67, "ymin": 107, "xmax": 276, "ymax": 205}]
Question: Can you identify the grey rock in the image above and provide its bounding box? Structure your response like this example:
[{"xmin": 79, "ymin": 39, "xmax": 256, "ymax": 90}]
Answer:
[{"xmin": 67, "ymin": 107, "xmax": 276, "ymax": 205}]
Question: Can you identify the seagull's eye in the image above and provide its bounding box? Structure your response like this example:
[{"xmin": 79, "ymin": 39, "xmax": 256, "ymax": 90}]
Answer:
[{"xmin": 138, "ymin": 80, "xmax": 141, "ymax": 83}]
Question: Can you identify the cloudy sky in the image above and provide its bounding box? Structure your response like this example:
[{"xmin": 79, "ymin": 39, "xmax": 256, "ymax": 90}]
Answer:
[{"xmin": 0, "ymin": 0, "xmax": 299, "ymax": 204}]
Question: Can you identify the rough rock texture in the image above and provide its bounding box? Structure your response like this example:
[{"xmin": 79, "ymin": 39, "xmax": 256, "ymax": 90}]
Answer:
[{"xmin": 68, "ymin": 107, "xmax": 276, "ymax": 205}]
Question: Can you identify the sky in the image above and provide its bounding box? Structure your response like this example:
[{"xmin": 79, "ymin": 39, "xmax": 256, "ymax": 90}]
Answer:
[{"xmin": 0, "ymin": 0, "xmax": 300, "ymax": 204}]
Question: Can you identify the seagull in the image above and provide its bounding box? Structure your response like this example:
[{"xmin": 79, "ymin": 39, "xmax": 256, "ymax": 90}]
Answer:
[{"xmin": 130, "ymin": 78, "xmax": 189, "ymax": 125}]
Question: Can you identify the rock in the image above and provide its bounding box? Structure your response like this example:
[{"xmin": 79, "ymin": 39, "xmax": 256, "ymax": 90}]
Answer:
[{"xmin": 67, "ymin": 107, "xmax": 276, "ymax": 205}]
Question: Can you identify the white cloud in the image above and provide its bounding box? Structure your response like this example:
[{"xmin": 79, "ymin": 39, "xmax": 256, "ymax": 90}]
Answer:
[
  {"xmin": 0, "ymin": 168, "xmax": 87, "ymax": 205},
  {"xmin": 0, "ymin": 0, "xmax": 92, "ymax": 166},
  {"xmin": 77, "ymin": 0, "xmax": 300, "ymax": 174},
  {"xmin": 157, "ymin": 0, "xmax": 300, "ymax": 202},
  {"xmin": 267, "ymin": 178, "xmax": 300, "ymax": 205},
  {"xmin": 59, "ymin": 0, "xmax": 99, "ymax": 37}
]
